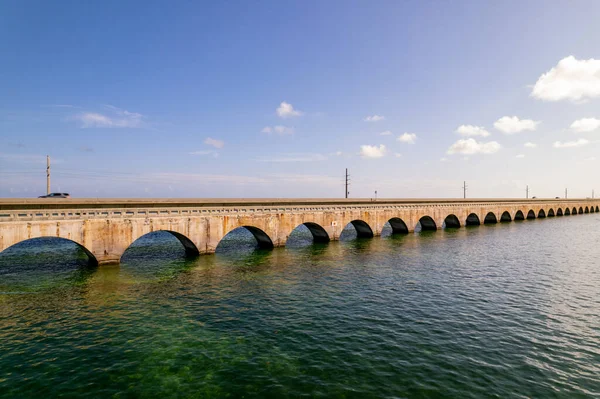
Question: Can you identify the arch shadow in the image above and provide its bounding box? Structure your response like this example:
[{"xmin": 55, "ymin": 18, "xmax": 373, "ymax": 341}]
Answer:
[
  {"xmin": 565, "ymin": 208, "xmax": 571, "ymax": 216},
  {"xmin": 341, "ymin": 220, "xmax": 374, "ymax": 239},
  {"xmin": 527, "ymin": 210, "xmax": 536, "ymax": 220},
  {"xmin": 500, "ymin": 211, "xmax": 512, "ymax": 222},
  {"xmin": 538, "ymin": 209, "xmax": 546, "ymax": 218},
  {"xmin": 547, "ymin": 208, "xmax": 555, "ymax": 217},
  {"xmin": 388, "ymin": 217, "xmax": 409, "ymax": 234},
  {"xmin": 579, "ymin": 207, "xmax": 584, "ymax": 214},
  {"xmin": 127, "ymin": 230, "xmax": 199, "ymax": 258},
  {"xmin": 217, "ymin": 226, "xmax": 274, "ymax": 253},
  {"xmin": 591, "ymin": 207, "xmax": 595, "ymax": 213},
  {"xmin": 596, "ymin": 206, "xmax": 599, "ymax": 212},
  {"xmin": 417, "ymin": 216, "xmax": 437, "ymax": 231},
  {"xmin": 466, "ymin": 213, "xmax": 481, "ymax": 226},
  {"xmin": 484, "ymin": 212, "xmax": 497, "ymax": 224},
  {"xmin": 287, "ymin": 222, "xmax": 330, "ymax": 245},
  {"xmin": 514, "ymin": 210, "xmax": 525, "ymax": 221},
  {"xmin": 0, "ymin": 237, "xmax": 98, "ymax": 267},
  {"xmin": 556, "ymin": 208, "xmax": 563, "ymax": 216},
  {"xmin": 443, "ymin": 214, "xmax": 461, "ymax": 229},
  {"xmin": 584, "ymin": 206, "xmax": 590, "ymax": 214}
]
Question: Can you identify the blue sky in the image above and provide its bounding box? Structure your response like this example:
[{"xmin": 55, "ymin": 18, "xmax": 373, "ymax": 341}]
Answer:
[{"xmin": 2, "ymin": 1, "xmax": 600, "ymax": 198}]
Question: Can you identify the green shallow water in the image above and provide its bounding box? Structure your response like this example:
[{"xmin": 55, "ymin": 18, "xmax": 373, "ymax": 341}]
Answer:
[{"xmin": 1, "ymin": 216, "xmax": 600, "ymax": 398}]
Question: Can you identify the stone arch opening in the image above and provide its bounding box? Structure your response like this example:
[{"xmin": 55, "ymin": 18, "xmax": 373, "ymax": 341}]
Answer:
[
  {"xmin": 443, "ymin": 214, "xmax": 461, "ymax": 229},
  {"xmin": 500, "ymin": 211, "xmax": 512, "ymax": 222},
  {"xmin": 538, "ymin": 209, "xmax": 546, "ymax": 218},
  {"xmin": 548, "ymin": 209, "xmax": 555, "ymax": 217},
  {"xmin": 466, "ymin": 213, "xmax": 481, "ymax": 226},
  {"xmin": 484, "ymin": 212, "xmax": 498, "ymax": 224},
  {"xmin": 387, "ymin": 217, "xmax": 409, "ymax": 234},
  {"xmin": 286, "ymin": 222, "xmax": 330, "ymax": 246},
  {"xmin": 556, "ymin": 208, "xmax": 563, "ymax": 216},
  {"xmin": 514, "ymin": 210, "xmax": 525, "ymax": 221},
  {"xmin": 0, "ymin": 237, "xmax": 98, "ymax": 267},
  {"xmin": 122, "ymin": 230, "xmax": 200, "ymax": 262},
  {"xmin": 591, "ymin": 207, "xmax": 595, "ymax": 213},
  {"xmin": 416, "ymin": 216, "xmax": 437, "ymax": 231},
  {"xmin": 216, "ymin": 226, "xmax": 274, "ymax": 253},
  {"xmin": 596, "ymin": 206, "xmax": 599, "ymax": 212},
  {"xmin": 572, "ymin": 207, "xmax": 577, "ymax": 215},
  {"xmin": 565, "ymin": 208, "xmax": 571, "ymax": 216},
  {"xmin": 584, "ymin": 206, "xmax": 590, "ymax": 214},
  {"xmin": 527, "ymin": 210, "xmax": 536, "ymax": 219},
  {"xmin": 579, "ymin": 207, "xmax": 584, "ymax": 214},
  {"xmin": 341, "ymin": 220, "xmax": 374, "ymax": 240}
]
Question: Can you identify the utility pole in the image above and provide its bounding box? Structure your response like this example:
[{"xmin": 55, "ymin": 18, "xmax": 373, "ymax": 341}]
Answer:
[
  {"xmin": 462, "ymin": 181, "xmax": 467, "ymax": 199},
  {"xmin": 345, "ymin": 168, "xmax": 350, "ymax": 199},
  {"xmin": 526, "ymin": 185, "xmax": 529, "ymax": 199},
  {"xmin": 46, "ymin": 155, "xmax": 50, "ymax": 195},
  {"xmin": 565, "ymin": 188, "xmax": 568, "ymax": 199},
  {"xmin": 593, "ymin": 189, "xmax": 595, "ymax": 199}
]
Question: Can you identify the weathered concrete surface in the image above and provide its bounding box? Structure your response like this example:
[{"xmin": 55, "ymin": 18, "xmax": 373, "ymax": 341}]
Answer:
[{"xmin": 1, "ymin": 198, "xmax": 598, "ymax": 265}]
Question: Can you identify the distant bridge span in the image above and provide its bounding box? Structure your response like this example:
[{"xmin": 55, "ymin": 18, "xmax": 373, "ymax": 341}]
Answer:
[{"xmin": 1, "ymin": 198, "xmax": 598, "ymax": 265}]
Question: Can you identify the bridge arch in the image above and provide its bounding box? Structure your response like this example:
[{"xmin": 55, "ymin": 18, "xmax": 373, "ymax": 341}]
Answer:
[
  {"xmin": 0, "ymin": 237, "xmax": 98, "ymax": 266},
  {"xmin": 388, "ymin": 217, "xmax": 409, "ymax": 234},
  {"xmin": 584, "ymin": 206, "xmax": 590, "ymax": 214},
  {"xmin": 217, "ymin": 225, "xmax": 274, "ymax": 252},
  {"xmin": 514, "ymin": 210, "xmax": 525, "ymax": 220},
  {"xmin": 527, "ymin": 210, "xmax": 536, "ymax": 219},
  {"xmin": 596, "ymin": 206, "xmax": 599, "ymax": 212},
  {"xmin": 572, "ymin": 207, "xmax": 577, "ymax": 215},
  {"xmin": 565, "ymin": 208, "xmax": 571, "ymax": 216},
  {"xmin": 417, "ymin": 215, "xmax": 437, "ymax": 231},
  {"xmin": 287, "ymin": 222, "xmax": 330, "ymax": 245},
  {"xmin": 443, "ymin": 214, "xmax": 461, "ymax": 229},
  {"xmin": 500, "ymin": 211, "xmax": 512, "ymax": 222},
  {"xmin": 548, "ymin": 209, "xmax": 555, "ymax": 217},
  {"xmin": 579, "ymin": 207, "xmax": 584, "ymax": 214},
  {"xmin": 591, "ymin": 207, "xmax": 595, "ymax": 213},
  {"xmin": 466, "ymin": 213, "xmax": 481, "ymax": 226},
  {"xmin": 484, "ymin": 212, "xmax": 498, "ymax": 224},
  {"xmin": 556, "ymin": 208, "xmax": 563, "ymax": 216},
  {"xmin": 538, "ymin": 209, "xmax": 546, "ymax": 218},
  {"xmin": 341, "ymin": 220, "xmax": 374, "ymax": 239}
]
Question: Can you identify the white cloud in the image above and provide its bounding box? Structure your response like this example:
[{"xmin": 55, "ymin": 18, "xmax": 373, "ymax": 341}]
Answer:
[
  {"xmin": 74, "ymin": 107, "xmax": 143, "ymax": 128},
  {"xmin": 553, "ymin": 139, "xmax": 589, "ymax": 148},
  {"xmin": 447, "ymin": 138, "xmax": 501, "ymax": 155},
  {"xmin": 394, "ymin": 153, "xmax": 402, "ymax": 158},
  {"xmin": 360, "ymin": 144, "xmax": 387, "ymax": 158},
  {"xmin": 531, "ymin": 56, "xmax": 600, "ymax": 102},
  {"xmin": 380, "ymin": 130, "xmax": 392, "ymax": 136},
  {"xmin": 335, "ymin": 151, "xmax": 343, "ymax": 156},
  {"xmin": 204, "ymin": 137, "xmax": 224, "ymax": 148},
  {"xmin": 262, "ymin": 125, "xmax": 294, "ymax": 135},
  {"xmin": 276, "ymin": 101, "xmax": 302, "ymax": 118},
  {"xmin": 364, "ymin": 115, "xmax": 385, "ymax": 122},
  {"xmin": 516, "ymin": 154, "xmax": 525, "ymax": 158},
  {"xmin": 524, "ymin": 142, "xmax": 537, "ymax": 148},
  {"xmin": 570, "ymin": 117, "xmax": 600, "ymax": 132},
  {"xmin": 494, "ymin": 116, "xmax": 540, "ymax": 134},
  {"xmin": 255, "ymin": 153, "xmax": 327, "ymax": 162},
  {"xmin": 397, "ymin": 133, "xmax": 417, "ymax": 144},
  {"xmin": 455, "ymin": 125, "xmax": 490, "ymax": 137},
  {"xmin": 585, "ymin": 156, "xmax": 597, "ymax": 161},
  {"xmin": 189, "ymin": 150, "xmax": 219, "ymax": 158},
  {"xmin": 440, "ymin": 157, "xmax": 448, "ymax": 162}
]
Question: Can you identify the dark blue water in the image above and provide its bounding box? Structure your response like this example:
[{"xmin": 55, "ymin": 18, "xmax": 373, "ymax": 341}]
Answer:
[{"xmin": 1, "ymin": 216, "xmax": 599, "ymax": 398}]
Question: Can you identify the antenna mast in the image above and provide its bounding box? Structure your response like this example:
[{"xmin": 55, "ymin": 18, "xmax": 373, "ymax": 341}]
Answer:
[
  {"xmin": 46, "ymin": 155, "xmax": 50, "ymax": 195},
  {"xmin": 345, "ymin": 168, "xmax": 350, "ymax": 198}
]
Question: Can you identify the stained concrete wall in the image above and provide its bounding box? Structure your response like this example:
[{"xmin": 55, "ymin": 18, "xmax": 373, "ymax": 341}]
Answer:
[{"xmin": 1, "ymin": 199, "xmax": 598, "ymax": 265}]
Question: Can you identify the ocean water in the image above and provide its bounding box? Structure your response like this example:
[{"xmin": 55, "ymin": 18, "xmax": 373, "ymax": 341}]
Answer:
[{"xmin": 1, "ymin": 215, "xmax": 599, "ymax": 398}]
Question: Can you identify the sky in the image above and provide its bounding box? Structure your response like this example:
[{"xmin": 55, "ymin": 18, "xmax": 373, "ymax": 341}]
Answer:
[{"xmin": 2, "ymin": 1, "xmax": 600, "ymax": 199}]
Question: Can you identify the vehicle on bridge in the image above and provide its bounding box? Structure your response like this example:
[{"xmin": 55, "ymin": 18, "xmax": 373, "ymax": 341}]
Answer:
[{"xmin": 38, "ymin": 192, "xmax": 71, "ymax": 198}]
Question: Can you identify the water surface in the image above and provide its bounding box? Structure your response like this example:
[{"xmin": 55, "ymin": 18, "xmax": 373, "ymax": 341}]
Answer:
[{"xmin": 1, "ymin": 216, "xmax": 599, "ymax": 398}]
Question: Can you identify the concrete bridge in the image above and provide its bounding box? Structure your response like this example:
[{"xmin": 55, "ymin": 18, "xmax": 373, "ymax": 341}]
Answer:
[{"xmin": 1, "ymin": 198, "xmax": 598, "ymax": 265}]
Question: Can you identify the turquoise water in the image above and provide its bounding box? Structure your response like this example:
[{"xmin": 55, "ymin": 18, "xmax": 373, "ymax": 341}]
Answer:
[{"xmin": 1, "ymin": 216, "xmax": 599, "ymax": 398}]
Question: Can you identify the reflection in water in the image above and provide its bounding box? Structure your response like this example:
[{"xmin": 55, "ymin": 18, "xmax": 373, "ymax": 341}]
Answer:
[{"xmin": 1, "ymin": 216, "xmax": 600, "ymax": 397}]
